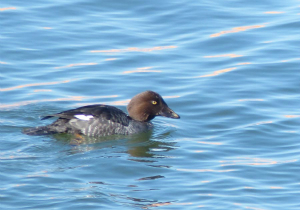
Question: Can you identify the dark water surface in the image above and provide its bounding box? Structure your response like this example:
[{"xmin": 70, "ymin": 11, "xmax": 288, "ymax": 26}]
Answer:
[{"xmin": 1, "ymin": 0, "xmax": 300, "ymax": 209}]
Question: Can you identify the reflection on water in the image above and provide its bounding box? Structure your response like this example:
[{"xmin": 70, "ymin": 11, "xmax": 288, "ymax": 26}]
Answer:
[
  {"xmin": 137, "ymin": 175, "xmax": 164, "ymax": 181},
  {"xmin": 237, "ymin": 62, "xmax": 251, "ymax": 65},
  {"xmin": 204, "ymin": 54, "xmax": 243, "ymax": 58},
  {"xmin": 55, "ymin": 63, "xmax": 98, "ymax": 69},
  {"xmin": 264, "ymin": 11, "xmax": 285, "ymax": 14},
  {"xmin": 210, "ymin": 24, "xmax": 266, "ymax": 37},
  {"xmin": 122, "ymin": 66, "xmax": 161, "ymax": 74},
  {"xmin": 90, "ymin": 46, "xmax": 177, "ymax": 53},
  {"xmin": 233, "ymin": 203, "xmax": 269, "ymax": 210},
  {"xmin": 0, "ymin": 95, "xmax": 119, "ymax": 109},
  {"xmin": 0, "ymin": 7, "xmax": 16, "ymax": 11},
  {"xmin": 177, "ymin": 168, "xmax": 235, "ymax": 173},
  {"xmin": 238, "ymin": 98, "xmax": 264, "ymax": 102},
  {"xmin": 53, "ymin": 130, "xmax": 176, "ymax": 159},
  {"xmin": 284, "ymin": 115, "xmax": 300, "ymax": 118},
  {"xmin": 0, "ymin": 80, "xmax": 72, "ymax": 92},
  {"xmin": 32, "ymin": 89, "xmax": 52, "ymax": 93},
  {"xmin": 198, "ymin": 141, "xmax": 222, "ymax": 145},
  {"xmin": 196, "ymin": 59, "xmax": 252, "ymax": 78},
  {"xmin": 281, "ymin": 58, "xmax": 300, "ymax": 62},
  {"xmin": 220, "ymin": 157, "xmax": 298, "ymax": 166},
  {"xmin": 196, "ymin": 67, "xmax": 236, "ymax": 78}
]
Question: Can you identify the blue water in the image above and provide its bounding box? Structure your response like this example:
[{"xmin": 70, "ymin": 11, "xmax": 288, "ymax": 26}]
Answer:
[{"xmin": 1, "ymin": 0, "xmax": 300, "ymax": 209}]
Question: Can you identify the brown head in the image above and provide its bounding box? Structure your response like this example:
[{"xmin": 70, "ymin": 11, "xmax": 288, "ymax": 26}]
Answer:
[{"xmin": 127, "ymin": 90, "xmax": 180, "ymax": 122}]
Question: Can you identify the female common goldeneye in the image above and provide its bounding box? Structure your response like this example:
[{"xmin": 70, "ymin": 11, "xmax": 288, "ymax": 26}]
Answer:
[{"xmin": 23, "ymin": 91, "xmax": 180, "ymax": 137}]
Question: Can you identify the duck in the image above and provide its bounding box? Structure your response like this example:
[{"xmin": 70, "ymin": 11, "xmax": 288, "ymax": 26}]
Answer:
[{"xmin": 23, "ymin": 90, "xmax": 180, "ymax": 137}]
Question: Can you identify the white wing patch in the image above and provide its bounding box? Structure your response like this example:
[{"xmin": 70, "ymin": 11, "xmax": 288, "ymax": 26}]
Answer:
[{"xmin": 74, "ymin": 114, "xmax": 94, "ymax": 121}]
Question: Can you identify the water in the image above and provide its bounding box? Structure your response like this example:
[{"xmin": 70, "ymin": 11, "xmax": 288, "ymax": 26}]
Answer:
[{"xmin": 1, "ymin": 0, "xmax": 299, "ymax": 209}]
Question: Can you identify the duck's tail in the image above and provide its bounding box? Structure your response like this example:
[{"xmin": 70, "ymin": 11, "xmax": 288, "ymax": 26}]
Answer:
[{"xmin": 22, "ymin": 126, "xmax": 57, "ymax": 136}]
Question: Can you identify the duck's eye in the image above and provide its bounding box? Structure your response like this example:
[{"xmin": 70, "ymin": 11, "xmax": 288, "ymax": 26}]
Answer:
[{"xmin": 152, "ymin": 101, "xmax": 157, "ymax": 105}]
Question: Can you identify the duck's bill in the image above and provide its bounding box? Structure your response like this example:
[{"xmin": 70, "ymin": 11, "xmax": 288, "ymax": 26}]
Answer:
[{"xmin": 158, "ymin": 107, "xmax": 180, "ymax": 119}]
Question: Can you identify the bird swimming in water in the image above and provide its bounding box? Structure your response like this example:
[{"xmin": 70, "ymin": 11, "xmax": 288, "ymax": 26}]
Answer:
[{"xmin": 23, "ymin": 91, "xmax": 180, "ymax": 137}]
